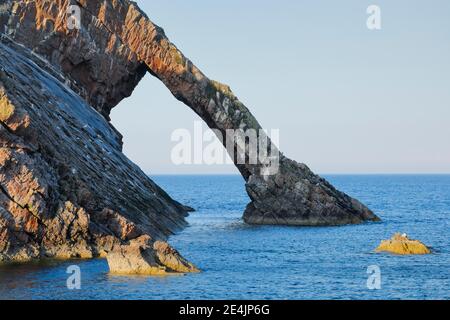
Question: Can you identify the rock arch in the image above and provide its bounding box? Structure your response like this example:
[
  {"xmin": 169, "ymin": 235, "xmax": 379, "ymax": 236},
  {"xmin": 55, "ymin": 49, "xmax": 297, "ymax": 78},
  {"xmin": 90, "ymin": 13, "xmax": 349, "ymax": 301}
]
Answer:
[{"xmin": 1, "ymin": 0, "xmax": 379, "ymax": 226}]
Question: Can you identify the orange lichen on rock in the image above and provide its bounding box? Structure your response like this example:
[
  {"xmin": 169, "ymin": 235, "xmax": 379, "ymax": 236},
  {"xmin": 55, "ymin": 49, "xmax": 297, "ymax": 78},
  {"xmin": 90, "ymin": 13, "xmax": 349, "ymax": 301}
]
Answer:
[{"xmin": 375, "ymin": 233, "xmax": 431, "ymax": 255}]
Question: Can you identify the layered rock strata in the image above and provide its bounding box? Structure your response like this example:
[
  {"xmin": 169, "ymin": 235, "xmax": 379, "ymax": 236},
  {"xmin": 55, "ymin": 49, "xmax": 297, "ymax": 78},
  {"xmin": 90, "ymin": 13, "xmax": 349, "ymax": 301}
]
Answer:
[
  {"xmin": 376, "ymin": 233, "xmax": 431, "ymax": 255},
  {"xmin": 0, "ymin": 36, "xmax": 195, "ymax": 273}
]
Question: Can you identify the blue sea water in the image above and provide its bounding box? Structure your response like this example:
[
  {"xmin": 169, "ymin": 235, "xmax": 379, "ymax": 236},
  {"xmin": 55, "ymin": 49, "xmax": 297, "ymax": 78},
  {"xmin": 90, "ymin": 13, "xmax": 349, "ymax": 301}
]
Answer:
[{"xmin": 0, "ymin": 175, "xmax": 448, "ymax": 300}]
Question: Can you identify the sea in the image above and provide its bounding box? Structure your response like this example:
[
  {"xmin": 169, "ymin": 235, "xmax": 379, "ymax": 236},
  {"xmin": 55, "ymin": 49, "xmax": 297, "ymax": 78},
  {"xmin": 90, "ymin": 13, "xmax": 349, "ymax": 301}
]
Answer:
[{"xmin": 0, "ymin": 175, "xmax": 448, "ymax": 300}]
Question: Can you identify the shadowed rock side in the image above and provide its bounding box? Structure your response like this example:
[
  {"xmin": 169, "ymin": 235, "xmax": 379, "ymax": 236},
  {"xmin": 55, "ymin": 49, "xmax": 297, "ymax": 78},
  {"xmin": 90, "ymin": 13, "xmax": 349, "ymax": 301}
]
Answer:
[
  {"xmin": 0, "ymin": 37, "xmax": 197, "ymax": 273},
  {"xmin": 0, "ymin": 0, "xmax": 379, "ymax": 226}
]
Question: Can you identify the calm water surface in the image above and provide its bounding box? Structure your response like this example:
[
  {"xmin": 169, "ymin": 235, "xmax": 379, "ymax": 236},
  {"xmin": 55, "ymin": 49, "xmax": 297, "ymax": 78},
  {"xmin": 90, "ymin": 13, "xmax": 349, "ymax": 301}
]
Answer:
[{"xmin": 0, "ymin": 175, "xmax": 448, "ymax": 300}]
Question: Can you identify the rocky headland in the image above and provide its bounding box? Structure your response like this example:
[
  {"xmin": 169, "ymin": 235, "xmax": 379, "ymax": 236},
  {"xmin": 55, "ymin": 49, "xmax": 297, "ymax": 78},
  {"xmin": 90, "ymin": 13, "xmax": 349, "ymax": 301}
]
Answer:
[{"xmin": 0, "ymin": 0, "xmax": 379, "ymax": 272}]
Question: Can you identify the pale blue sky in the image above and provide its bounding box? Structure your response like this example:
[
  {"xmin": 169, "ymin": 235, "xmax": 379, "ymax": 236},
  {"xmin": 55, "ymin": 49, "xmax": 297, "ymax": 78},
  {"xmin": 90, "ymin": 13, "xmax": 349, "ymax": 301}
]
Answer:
[{"xmin": 111, "ymin": 0, "xmax": 450, "ymax": 174}]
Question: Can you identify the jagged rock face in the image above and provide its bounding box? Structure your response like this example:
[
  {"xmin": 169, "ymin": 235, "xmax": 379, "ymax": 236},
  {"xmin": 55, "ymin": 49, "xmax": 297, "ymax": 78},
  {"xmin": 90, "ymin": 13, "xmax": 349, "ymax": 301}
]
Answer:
[
  {"xmin": 243, "ymin": 158, "xmax": 377, "ymax": 226},
  {"xmin": 1, "ymin": 0, "xmax": 379, "ymax": 251},
  {"xmin": 0, "ymin": 0, "xmax": 147, "ymax": 119},
  {"xmin": 0, "ymin": 37, "xmax": 192, "ymax": 268}
]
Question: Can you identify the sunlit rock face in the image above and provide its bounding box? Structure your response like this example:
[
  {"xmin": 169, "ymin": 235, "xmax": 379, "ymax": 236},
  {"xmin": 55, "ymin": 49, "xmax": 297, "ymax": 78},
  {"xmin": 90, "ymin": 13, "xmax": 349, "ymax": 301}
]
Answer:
[
  {"xmin": 0, "ymin": 37, "xmax": 192, "ymax": 268},
  {"xmin": 376, "ymin": 233, "xmax": 431, "ymax": 255},
  {"xmin": 0, "ymin": 0, "xmax": 379, "ymax": 269},
  {"xmin": 0, "ymin": 0, "xmax": 147, "ymax": 119}
]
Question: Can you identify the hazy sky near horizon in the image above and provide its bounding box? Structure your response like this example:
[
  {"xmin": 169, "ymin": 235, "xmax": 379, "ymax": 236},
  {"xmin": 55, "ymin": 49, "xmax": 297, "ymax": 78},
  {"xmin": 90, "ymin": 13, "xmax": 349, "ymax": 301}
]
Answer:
[{"xmin": 111, "ymin": 0, "xmax": 450, "ymax": 174}]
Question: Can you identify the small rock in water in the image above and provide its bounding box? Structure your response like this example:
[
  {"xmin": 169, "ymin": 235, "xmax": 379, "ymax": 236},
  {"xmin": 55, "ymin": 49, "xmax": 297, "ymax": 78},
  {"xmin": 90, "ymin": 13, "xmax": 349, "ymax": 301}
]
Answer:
[
  {"xmin": 106, "ymin": 235, "xmax": 199, "ymax": 275},
  {"xmin": 375, "ymin": 233, "xmax": 431, "ymax": 255}
]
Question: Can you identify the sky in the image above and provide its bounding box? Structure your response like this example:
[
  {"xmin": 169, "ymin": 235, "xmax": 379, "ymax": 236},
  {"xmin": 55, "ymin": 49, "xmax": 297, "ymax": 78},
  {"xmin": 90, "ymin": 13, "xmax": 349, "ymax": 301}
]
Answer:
[{"xmin": 111, "ymin": 0, "xmax": 450, "ymax": 174}]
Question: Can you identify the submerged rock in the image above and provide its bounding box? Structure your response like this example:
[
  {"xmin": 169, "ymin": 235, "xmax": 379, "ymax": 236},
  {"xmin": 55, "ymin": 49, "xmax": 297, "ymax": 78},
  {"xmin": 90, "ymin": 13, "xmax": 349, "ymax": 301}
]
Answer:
[{"xmin": 376, "ymin": 233, "xmax": 431, "ymax": 255}]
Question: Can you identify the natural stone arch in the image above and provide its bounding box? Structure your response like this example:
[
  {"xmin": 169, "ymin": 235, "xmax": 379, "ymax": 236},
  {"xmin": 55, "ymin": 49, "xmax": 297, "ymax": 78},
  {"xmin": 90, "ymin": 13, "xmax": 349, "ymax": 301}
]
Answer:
[{"xmin": 1, "ymin": 0, "xmax": 379, "ymax": 226}]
